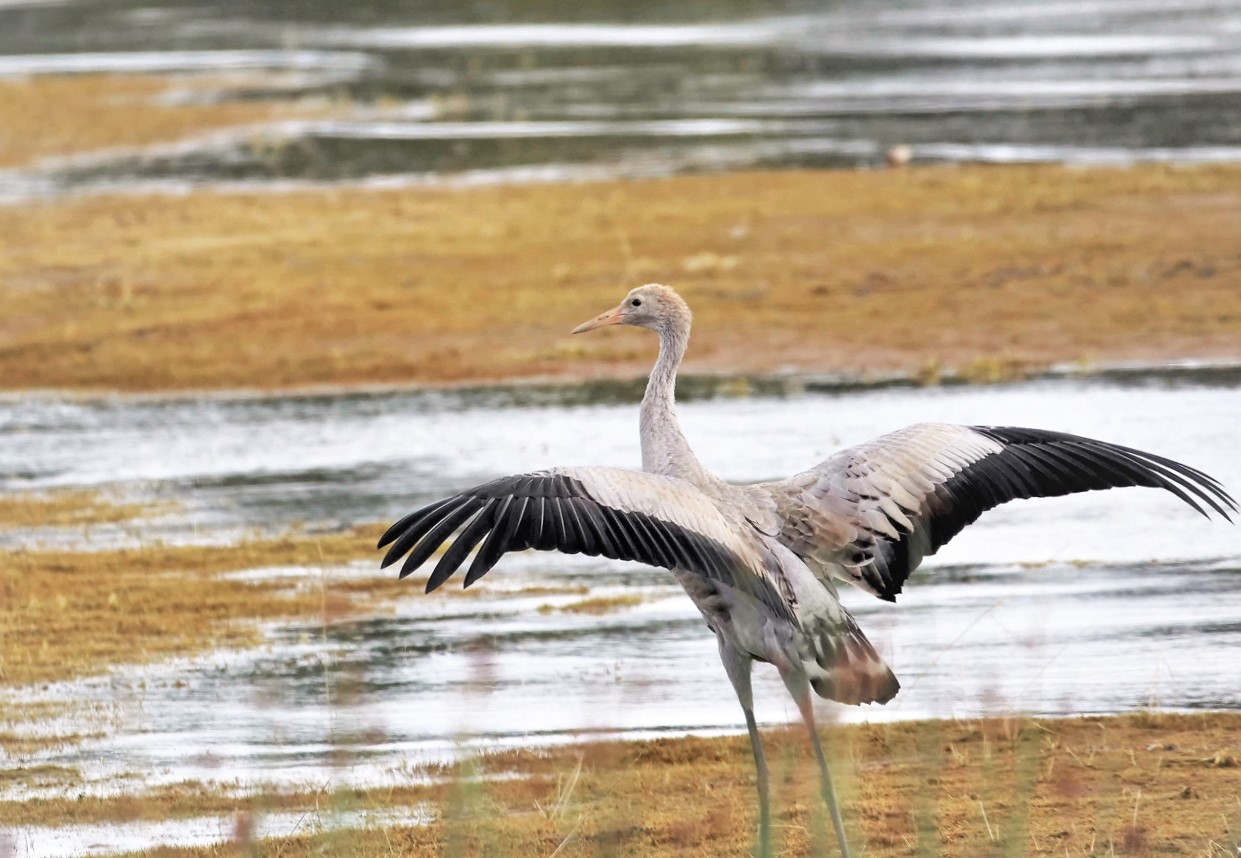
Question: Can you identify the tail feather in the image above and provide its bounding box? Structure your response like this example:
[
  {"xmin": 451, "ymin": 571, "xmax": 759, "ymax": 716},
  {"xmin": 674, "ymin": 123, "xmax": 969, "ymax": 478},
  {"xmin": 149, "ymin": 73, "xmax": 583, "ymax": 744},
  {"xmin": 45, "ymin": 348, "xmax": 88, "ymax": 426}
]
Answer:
[{"xmin": 800, "ymin": 613, "xmax": 900, "ymax": 705}]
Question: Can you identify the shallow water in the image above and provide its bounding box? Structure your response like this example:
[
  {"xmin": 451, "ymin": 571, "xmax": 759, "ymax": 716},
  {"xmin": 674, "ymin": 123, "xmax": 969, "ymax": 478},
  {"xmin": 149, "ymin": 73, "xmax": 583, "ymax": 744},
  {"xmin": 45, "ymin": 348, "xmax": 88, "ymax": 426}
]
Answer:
[
  {"xmin": 3, "ymin": 0, "xmax": 1241, "ymax": 197},
  {"xmin": 1, "ymin": 370, "xmax": 1239, "ymax": 822},
  {"xmin": 3, "ymin": 365, "xmax": 1239, "ymax": 557}
]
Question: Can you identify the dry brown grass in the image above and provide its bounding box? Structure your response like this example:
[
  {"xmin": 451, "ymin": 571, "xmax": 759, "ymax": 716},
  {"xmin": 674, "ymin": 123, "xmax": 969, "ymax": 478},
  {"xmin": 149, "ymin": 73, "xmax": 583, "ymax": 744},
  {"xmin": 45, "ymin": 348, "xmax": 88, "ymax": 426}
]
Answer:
[
  {"xmin": 0, "ymin": 488, "xmax": 165, "ymax": 530},
  {"xmin": 1, "ymin": 164, "xmax": 1239, "ymax": 392},
  {"xmin": 0, "ymin": 74, "xmax": 325, "ymax": 169},
  {"xmin": 19, "ymin": 712, "xmax": 1236, "ymax": 857},
  {"xmin": 0, "ymin": 526, "xmax": 602, "ymax": 688},
  {"xmin": 0, "ymin": 527, "xmax": 385, "ymax": 686},
  {"xmin": 539, "ymin": 593, "xmax": 647, "ymax": 615}
]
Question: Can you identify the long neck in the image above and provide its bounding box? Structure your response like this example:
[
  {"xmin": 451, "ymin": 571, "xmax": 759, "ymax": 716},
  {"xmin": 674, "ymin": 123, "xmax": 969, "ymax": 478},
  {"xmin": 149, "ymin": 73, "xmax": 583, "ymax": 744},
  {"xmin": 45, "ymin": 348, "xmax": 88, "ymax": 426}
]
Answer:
[{"xmin": 640, "ymin": 323, "xmax": 712, "ymax": 484}]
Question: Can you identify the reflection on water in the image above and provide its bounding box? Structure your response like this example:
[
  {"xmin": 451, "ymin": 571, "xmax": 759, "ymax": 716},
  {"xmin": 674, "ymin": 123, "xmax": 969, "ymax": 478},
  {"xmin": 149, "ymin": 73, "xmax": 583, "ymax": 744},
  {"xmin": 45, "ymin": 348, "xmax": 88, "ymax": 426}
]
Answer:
[{"xmin": 2, "ymin": 0, "xmax": 1241, "ymax": 197}]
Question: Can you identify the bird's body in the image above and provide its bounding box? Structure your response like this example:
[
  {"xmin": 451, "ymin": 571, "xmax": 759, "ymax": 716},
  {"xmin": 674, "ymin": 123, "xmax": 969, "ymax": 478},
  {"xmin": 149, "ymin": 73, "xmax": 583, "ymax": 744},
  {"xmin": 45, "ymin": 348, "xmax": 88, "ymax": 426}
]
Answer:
[{"xmin": 380, "ymin": 284, "xmax": 1234, "ymax": 857}]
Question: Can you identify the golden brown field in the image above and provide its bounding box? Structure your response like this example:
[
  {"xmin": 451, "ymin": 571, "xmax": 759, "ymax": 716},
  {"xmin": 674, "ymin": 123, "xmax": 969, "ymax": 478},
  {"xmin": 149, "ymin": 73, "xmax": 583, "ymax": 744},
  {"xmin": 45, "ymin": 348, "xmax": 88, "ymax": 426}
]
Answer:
[{"xmin": 1, "ymin": 163, "xmax": 1239, "ymax": 391}]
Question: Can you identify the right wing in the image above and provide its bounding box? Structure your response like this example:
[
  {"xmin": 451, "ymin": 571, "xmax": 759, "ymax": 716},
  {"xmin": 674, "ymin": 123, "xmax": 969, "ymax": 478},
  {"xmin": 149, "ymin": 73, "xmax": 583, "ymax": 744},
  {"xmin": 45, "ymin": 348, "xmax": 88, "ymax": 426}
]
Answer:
[
  {"xmin": 756, "ymin": 423, "xmax": 1235, "ymax": 602},
  {"xmin": 378, "ymin": 466, "xmax": 798, "ymax": 625}
]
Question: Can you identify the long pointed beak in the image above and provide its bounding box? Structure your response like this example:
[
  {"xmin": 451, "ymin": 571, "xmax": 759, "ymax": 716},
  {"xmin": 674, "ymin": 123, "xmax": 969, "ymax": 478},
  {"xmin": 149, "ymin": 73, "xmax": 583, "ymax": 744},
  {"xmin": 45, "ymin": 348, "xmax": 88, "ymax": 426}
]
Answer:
[{"xmin": 571, "ymin": 306, "xmax": 624, "ymax": 334}]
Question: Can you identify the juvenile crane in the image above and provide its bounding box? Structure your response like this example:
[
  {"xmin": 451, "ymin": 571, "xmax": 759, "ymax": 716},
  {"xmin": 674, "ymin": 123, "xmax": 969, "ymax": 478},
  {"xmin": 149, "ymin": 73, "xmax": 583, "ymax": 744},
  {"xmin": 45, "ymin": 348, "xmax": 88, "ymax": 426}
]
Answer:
[{"xmin": 379, "ymin": 284, "xmax": 1235, "ymax": 857}]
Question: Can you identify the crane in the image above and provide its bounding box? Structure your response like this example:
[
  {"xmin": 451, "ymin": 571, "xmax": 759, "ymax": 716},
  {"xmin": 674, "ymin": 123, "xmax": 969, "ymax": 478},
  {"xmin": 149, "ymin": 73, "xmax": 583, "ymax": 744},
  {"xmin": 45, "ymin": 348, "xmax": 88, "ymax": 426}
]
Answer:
[{"xmin": 379, "ymin": 284, "xmax": 1235, "ymax": 857}]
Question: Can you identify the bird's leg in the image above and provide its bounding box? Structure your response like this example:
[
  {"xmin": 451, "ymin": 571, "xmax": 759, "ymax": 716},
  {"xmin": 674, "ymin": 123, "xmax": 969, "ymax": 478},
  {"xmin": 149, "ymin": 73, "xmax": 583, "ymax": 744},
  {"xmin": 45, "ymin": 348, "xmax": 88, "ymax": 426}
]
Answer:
[
  {"xmin": 803, "ymin": 701, "xmax": 851, "ymax": 858},
  {"xmin": 781, "ymin": 667, "xmax": 852, "ymax": 858},
  {"xmin": 743, "ymin": 704, "xmax": 772, "ymax": 855},
  {"xmin": 717, "ymin": 638, "xmax": 771, "ymax": 857}
]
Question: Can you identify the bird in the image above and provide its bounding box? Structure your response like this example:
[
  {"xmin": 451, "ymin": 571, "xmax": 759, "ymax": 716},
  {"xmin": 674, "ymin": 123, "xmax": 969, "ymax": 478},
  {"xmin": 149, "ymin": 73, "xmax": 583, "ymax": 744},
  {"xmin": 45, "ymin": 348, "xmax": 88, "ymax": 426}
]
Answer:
[{"xmin": 378, "ymin": 284, "xmax": 1235, "ymax": 857}]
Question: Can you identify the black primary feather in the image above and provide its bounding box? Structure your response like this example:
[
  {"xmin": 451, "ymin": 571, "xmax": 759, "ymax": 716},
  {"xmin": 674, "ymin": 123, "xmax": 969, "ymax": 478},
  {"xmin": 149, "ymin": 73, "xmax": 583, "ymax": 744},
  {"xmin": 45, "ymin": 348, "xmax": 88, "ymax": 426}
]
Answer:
[
  {"xmin": 382, "ymin": 471, "xmax": 797, "ymax": 624},
  {"xmin": 859, "ymin": 426, "xmax": 1235, "ymax": 602}
]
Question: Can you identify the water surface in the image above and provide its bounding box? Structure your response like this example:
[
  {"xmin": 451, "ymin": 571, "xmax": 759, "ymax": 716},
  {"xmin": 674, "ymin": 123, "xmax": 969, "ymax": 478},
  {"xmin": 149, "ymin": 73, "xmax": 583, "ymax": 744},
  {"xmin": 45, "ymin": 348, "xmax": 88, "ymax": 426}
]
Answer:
[{"xmin": 2, "ymin": 0, "xmax": 1241, "ymax": 197}]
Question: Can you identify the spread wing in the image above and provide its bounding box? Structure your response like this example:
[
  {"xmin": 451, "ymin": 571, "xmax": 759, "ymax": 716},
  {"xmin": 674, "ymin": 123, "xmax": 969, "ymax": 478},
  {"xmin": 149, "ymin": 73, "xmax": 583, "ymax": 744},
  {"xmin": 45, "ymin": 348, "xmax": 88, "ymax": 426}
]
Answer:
[
  {"xmin": 755, "ymin": 423, "xmax": 1236, "ymax": 602},
  {"xmin": 378, "ymin": 466, "xmax": 798, "ymax": 624}
]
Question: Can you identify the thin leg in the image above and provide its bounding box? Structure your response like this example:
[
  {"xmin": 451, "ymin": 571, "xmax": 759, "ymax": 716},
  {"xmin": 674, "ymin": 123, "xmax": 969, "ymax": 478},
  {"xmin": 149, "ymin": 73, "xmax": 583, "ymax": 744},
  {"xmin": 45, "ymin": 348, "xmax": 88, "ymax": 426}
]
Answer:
[
  {"xmin": 805, "ymin": 706, "xmax": 851, "ymax": 858},
  {"xmin": 781, "ymin": 667, "xmax": 852, "ymax": 858},
  {"xmin": 717, "ymin": 637, "xmax": 771, "ymax": 857},
  {"xmin": 743, "ymin": 705, "xmax": 772, "ymax": 856}
]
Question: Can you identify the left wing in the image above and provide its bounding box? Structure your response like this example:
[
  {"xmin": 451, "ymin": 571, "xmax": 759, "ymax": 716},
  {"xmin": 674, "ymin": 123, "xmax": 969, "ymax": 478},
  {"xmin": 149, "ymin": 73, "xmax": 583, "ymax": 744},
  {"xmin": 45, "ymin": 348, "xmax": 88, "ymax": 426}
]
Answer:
[{"xmin": 378, "ymin": 466, "xmax": 798, "ymax": 624}]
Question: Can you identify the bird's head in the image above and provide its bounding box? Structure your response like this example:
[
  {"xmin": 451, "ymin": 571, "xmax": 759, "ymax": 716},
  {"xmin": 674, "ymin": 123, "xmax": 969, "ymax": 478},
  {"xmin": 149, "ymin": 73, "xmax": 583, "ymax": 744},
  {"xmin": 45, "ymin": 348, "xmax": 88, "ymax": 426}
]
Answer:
[{"xmin": 571, "ymin": 284, "xmax": 691, "ymax": 336}]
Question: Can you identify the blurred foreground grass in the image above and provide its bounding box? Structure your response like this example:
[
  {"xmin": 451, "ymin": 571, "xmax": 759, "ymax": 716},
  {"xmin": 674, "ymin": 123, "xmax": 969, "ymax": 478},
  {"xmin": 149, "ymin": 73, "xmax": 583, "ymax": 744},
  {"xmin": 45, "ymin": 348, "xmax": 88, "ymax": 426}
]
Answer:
[
  {"xmin": 2, "ymin": 163, "xmax": 1239, "ymax": 391},
  {"xmin": 5, "ymin": 713, "xmax": 1236, "ymax": 857}
]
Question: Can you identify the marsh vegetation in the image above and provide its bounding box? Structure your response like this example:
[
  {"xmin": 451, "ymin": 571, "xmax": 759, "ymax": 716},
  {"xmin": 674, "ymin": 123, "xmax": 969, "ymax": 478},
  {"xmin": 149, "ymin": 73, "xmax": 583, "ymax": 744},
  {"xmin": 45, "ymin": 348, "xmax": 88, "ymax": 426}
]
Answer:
[{"xmin": 2, "ymin": 11, "xmax": 1240, "ymax": 849}]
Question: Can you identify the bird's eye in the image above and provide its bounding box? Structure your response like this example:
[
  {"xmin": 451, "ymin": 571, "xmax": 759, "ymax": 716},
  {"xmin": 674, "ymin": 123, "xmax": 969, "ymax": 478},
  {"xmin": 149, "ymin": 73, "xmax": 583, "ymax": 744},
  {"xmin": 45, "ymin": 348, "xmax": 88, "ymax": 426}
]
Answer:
[{"xmin": 631, "ymin": 298, "xmax": 642, "ymax": 307}]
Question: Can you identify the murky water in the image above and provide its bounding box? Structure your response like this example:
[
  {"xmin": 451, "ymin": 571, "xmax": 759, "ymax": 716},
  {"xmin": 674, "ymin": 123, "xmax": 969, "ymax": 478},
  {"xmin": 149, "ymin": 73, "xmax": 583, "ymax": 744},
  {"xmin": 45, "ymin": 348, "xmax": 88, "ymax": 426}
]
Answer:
[
  {"xmin": 3, "ymin": 0, "xmax": 1241, "ymax": 198},
  {"xmin": 2, "ymin": 369, "xmax": 1239, "ymax": 832}
]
